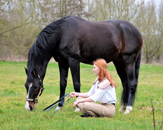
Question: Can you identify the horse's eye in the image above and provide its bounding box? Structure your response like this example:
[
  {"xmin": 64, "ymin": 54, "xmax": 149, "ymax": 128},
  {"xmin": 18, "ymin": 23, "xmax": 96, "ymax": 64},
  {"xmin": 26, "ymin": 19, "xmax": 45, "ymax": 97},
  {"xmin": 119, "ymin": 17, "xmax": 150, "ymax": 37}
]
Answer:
[
  {"xmin": 33, "ymin": 86, "xmax": 38, "ymax": 89},
  {"xmin": 33, "ymin": 84, "xmax": 39, "ymax": 89}
]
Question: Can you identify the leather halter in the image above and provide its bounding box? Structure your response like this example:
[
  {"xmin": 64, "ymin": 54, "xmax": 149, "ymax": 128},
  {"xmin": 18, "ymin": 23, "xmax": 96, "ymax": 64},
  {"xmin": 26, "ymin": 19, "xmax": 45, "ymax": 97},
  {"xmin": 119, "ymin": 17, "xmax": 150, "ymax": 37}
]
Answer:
[{"xmin": 26, "ymin": 75, "xmax": 44, "ymax": 103}]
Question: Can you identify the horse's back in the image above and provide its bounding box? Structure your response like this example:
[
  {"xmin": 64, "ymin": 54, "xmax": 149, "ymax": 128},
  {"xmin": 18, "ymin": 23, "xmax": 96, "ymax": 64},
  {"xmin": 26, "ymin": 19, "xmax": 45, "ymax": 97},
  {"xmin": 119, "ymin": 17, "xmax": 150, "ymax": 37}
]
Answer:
[{"xmin": 58, "ymin": 16, "xmax": 142, "ymax": 64}]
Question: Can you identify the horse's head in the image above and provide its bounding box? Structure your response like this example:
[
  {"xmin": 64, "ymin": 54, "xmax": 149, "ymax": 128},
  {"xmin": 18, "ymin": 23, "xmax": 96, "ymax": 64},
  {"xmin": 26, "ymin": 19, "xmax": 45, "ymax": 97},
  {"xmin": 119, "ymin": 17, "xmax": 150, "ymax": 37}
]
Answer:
[{"xmin": 24, "ymin": 68, "xmax": 44, "ymax": 111}]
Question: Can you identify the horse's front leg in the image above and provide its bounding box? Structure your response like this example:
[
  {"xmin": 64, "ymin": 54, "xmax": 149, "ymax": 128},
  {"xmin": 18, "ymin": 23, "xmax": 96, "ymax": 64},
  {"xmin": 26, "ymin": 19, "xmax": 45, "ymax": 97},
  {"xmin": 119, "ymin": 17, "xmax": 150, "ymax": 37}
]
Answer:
[
  {"xmin": 68, "ymin": 58, "xmax": 80, "ymax": 92},
  {"xmin": 68, "ymin": 58, "xmax": 81, "ymax": 112},
  {"xmin": 56, "ymin": 62, "xmax": 69, "ymax": 110}
]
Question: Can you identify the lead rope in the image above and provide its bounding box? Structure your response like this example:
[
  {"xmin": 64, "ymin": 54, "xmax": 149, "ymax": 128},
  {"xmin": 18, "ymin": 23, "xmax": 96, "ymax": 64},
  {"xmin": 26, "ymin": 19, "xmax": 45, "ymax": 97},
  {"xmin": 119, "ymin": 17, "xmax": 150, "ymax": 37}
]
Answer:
[{"xmin": 43, "ymin": 93, "xmax": 70, "ymax": 111}]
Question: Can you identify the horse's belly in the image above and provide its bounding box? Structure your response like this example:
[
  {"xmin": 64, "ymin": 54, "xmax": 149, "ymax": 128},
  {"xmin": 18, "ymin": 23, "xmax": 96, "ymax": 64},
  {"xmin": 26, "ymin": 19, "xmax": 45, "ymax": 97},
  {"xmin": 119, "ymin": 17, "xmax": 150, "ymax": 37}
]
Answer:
[{"xmin": 79, "ymin": 50, "xmax": 119, "ymax": 64}]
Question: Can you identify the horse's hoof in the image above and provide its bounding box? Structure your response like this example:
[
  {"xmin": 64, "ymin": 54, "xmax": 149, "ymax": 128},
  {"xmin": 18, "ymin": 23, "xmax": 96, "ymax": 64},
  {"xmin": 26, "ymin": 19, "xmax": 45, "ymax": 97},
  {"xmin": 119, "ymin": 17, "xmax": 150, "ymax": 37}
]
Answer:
[
  {"xmin": 124, "ymin": 106, "xmax": 132, "ymax": 114},
  {"xmin": 55, "ymin": 106, "xmax": 62, "ymax": 110},
  {"xmin": 74, "ymin": 107, "xmax": 80, "ymax": 112},
  {"xmin": 118, "ymin": 105, "xmax": 126, "ymax": 112}
]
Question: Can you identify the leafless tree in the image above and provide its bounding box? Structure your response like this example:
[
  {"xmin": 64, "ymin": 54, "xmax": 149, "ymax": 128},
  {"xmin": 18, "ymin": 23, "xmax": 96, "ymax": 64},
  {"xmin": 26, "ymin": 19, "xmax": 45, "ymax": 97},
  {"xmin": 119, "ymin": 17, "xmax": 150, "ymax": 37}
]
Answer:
[{"xmin": 0, "ymin": 0, "xmax": 163, "ymax": 62}]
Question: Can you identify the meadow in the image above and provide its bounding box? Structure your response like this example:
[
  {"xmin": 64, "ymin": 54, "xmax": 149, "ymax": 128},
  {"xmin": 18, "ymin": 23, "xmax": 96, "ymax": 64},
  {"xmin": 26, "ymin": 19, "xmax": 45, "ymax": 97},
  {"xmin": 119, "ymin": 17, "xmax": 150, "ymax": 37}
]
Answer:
[{"xmin": 0, "ymin": 61, "xmax": 163, "ymax": 130}]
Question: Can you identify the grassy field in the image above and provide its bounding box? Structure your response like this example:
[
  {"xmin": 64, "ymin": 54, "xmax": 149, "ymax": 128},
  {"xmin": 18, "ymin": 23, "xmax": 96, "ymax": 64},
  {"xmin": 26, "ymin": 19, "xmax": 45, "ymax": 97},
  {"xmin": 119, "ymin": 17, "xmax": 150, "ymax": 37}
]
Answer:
[{"xmin": 0, "ymin": 61, "xmax": 163, "ymax": 130}]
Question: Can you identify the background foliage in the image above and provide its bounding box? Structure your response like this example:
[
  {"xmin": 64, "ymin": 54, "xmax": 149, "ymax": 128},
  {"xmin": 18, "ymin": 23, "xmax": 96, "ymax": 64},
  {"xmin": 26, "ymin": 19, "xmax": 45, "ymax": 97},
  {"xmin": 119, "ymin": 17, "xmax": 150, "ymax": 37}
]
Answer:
[{"xmin": 0, "ymin": 0, "xmax": 163, "ymax": 63}]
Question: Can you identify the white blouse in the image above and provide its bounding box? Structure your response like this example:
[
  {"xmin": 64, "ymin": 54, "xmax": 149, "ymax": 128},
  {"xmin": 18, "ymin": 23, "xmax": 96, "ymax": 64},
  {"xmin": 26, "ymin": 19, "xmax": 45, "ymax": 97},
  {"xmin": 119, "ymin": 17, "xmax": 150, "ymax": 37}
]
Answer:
[{"xmin": 87, "ymin": 78, "xmax": 117, "ymax": 104}]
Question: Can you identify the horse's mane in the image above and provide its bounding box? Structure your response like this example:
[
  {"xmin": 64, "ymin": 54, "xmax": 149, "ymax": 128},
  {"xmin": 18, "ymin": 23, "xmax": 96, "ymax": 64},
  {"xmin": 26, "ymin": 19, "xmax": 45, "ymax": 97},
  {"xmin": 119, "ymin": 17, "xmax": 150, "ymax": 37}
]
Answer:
[{"xmin": 27, "ymin": 16, "xmax": 70, "ymax": 73}]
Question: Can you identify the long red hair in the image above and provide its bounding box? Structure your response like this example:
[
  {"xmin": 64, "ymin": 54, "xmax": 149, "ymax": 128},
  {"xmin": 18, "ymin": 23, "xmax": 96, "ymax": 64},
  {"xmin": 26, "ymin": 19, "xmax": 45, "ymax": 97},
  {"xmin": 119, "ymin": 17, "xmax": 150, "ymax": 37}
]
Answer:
[{"xmin": 94, "ymin": 59, "xmax": 117, "ymax": 88}]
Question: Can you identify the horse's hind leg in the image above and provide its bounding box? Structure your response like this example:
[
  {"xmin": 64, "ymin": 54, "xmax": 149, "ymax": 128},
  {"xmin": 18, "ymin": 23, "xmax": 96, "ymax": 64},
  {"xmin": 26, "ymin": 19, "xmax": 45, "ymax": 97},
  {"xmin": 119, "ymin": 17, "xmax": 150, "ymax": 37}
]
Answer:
[
  {"xmin": 56, "ymin": 62, "xmax": 69, "ymax": 110},
  {"xmin": 123, "ymin": 52, "xmax": 141, "ymax": 114},
  {"xmin": 114, "ymin": 52, "xmax": 140, "ymax": 114},
  {"xmin": 113, "ymin": 58, "xmax": 128, "ymax": 112},
  {"xmin": 123, "ymin": 55, "xmax": 139, "ymax": 114}
]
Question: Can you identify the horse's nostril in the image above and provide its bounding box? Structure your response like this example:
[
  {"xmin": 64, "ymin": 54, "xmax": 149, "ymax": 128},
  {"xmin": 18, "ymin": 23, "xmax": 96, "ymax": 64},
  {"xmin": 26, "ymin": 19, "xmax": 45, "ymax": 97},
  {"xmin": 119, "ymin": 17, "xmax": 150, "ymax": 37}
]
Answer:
[
  {"xmin": 29, "ymin": 105, "xmax": 33, "ymax": 111},
  {"xmin": 29, "ymin": 101, "xmax": 35, "ymax": 111}
]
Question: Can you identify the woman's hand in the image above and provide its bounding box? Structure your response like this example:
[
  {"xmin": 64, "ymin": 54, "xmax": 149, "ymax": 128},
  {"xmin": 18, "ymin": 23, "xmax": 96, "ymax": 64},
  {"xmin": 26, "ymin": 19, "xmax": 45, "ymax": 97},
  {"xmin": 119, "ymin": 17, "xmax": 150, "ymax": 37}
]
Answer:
[
  {"xmin": 70, "ymin": 92, "xmax": 77, "ymax": 98},
  {"xmin": 73, "ymin": 101, "xmax": 79, "ymax": 108}
]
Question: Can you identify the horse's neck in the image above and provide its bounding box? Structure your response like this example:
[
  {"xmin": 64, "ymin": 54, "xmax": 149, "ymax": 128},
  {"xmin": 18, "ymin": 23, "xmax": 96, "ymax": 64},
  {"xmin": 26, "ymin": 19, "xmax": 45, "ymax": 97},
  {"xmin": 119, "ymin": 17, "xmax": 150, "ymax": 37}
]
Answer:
[
  {"xmin": 37, "ymin": 55, "xmax": 51, "ymax": 79},
  {"xmin": 28, "ymin": 53, "xmax": 51, "ymax": 80}
]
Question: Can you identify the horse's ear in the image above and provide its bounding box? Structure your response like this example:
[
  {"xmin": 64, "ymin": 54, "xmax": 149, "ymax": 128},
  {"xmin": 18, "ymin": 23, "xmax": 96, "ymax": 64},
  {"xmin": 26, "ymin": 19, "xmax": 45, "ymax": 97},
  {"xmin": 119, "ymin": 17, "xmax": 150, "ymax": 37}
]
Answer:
[
  {"xmin": 32, "ymin": 69, "xmax": 38, "ymax": 78},
  {"xmin": 25, "ymin": 67, "xmax": 28, "ymax": 75}
]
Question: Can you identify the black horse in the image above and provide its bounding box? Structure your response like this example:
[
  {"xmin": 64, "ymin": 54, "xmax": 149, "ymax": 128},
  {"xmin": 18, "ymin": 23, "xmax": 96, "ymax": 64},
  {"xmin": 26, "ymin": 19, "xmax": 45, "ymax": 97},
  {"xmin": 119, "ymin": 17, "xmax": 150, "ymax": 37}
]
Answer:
[{"xmin": 25, "ymin": 15, "xmax": 142, "ymax": 114}]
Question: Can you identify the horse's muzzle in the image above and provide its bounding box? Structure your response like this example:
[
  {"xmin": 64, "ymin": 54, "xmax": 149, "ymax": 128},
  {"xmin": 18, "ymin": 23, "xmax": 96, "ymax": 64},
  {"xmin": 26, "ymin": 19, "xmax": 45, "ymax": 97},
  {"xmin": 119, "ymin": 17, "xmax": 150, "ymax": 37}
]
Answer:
[
  {"xmin": 29, "ymin": 101, "xmax": 35, "ymax": 111},
  {"xmin": 25, "ymin": 101, "xmax": 35, "ymax": 111}
]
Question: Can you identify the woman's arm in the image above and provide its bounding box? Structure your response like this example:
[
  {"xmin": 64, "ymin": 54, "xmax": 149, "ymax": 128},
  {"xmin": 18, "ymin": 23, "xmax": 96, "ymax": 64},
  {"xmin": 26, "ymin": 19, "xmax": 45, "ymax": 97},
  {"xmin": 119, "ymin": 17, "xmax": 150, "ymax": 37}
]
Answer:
[
  {"xmin": 73, "ymin": 97, "xmax": 94, "ymax": 108},
  {"xmin": 89, "ymin": 79, "xmax": 111, "ymax": 102},
  {"xmin": 70, "ymin": 92, "xmax": 89, "ymax": 98}
]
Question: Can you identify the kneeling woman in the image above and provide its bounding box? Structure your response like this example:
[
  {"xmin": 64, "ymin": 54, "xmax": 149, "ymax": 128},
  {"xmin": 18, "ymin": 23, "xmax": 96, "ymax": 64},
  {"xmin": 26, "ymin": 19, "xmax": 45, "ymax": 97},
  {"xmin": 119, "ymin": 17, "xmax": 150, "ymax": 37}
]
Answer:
[{"xmin": 70, "ymin": 59, "xmax": 117, "ymax": 118}]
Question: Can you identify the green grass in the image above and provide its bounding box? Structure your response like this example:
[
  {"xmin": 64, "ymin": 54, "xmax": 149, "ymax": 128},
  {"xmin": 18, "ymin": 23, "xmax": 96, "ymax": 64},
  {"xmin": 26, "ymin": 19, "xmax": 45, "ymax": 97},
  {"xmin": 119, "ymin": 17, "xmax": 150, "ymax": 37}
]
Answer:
[{"xmin": 0, "ymin": 61, "xmax": 163, "ymax": 130}]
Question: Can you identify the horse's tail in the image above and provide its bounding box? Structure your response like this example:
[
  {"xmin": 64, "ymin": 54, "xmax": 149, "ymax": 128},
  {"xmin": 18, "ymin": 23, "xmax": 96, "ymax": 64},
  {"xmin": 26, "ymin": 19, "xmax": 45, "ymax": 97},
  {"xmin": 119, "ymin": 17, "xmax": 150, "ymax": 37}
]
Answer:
[{"xmin": 135, "ymin": 50, "xmax": 141, "ymax": 84}]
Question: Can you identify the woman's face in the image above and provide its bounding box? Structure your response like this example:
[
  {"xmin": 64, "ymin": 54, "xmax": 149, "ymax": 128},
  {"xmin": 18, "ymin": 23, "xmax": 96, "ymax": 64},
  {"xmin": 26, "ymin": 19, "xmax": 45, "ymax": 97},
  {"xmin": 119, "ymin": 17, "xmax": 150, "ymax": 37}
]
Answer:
[{"xmin": 93, "ymin": 64, "xmax": 100, "ymax": 76}]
